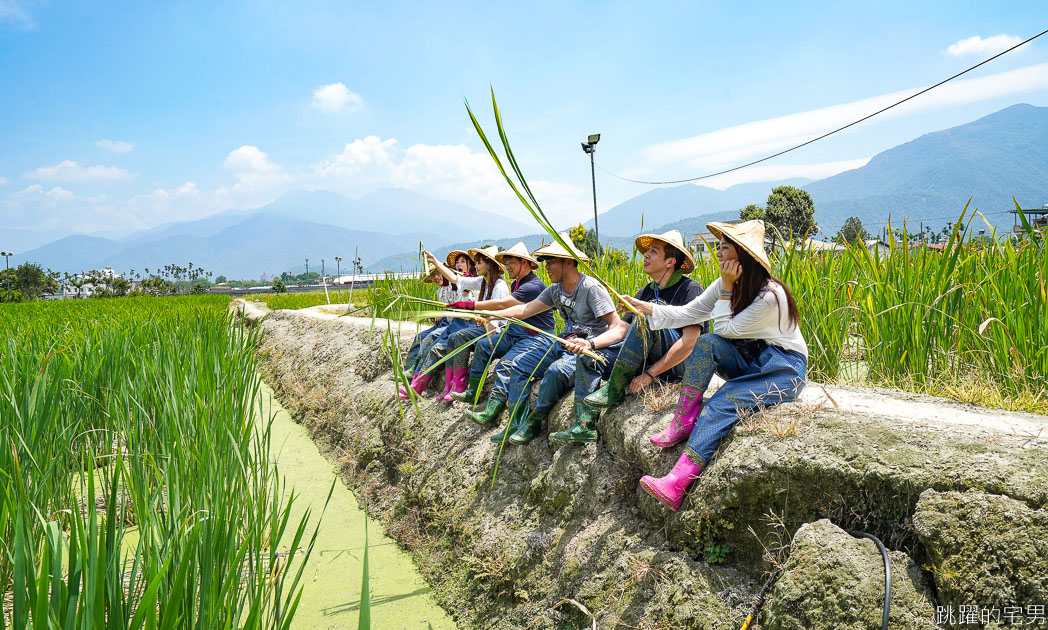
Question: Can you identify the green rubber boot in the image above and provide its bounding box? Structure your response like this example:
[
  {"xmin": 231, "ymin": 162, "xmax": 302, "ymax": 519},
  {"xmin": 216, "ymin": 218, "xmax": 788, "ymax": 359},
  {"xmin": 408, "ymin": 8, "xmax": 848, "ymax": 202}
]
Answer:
[
  {"xmin": 466, "ymin": 396, "xmax": 506, "ymax": 427},
  {"xmin": 490, "ymin": 400, "xmax": 530, "ymax": 443},
  {"xmin": 390, "ymin": 357, "xmax": 419, "ymax": 382},
  {"xmin": 509, "ymin": 407, "xmax": 547, "ymax": 444},
  {"xmin": 549, "ymin": 402, "xmax": 600, "ymax": 444},
  {"xmin": 583, "ymin": 362, "xmax": 635, "ymax": 408},
  {"xmin": 451, "ymin": 373, "xmax": 483, "ymax": 403}
]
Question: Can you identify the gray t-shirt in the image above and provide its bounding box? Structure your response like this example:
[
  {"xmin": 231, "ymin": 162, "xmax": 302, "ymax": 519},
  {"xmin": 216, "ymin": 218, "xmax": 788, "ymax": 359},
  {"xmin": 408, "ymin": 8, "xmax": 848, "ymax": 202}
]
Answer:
[{"xmin": 536, "ymin": 274, "xmax": 615, "ymax": 338}]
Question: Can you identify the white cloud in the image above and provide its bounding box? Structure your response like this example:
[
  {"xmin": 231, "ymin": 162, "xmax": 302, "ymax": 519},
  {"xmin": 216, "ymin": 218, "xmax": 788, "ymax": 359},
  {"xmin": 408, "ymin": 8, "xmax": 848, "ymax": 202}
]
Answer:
[
  {"xmin": 0, "ymin": 176, "xmax": 8, "ymax": 186},
  {"xmin": 95, "ymin": 139, "xmax": 135, "ymax": 153},
  {"xmin": 699, "ymin": 158, "xmax": 871, "ymax": 190},
  {"xmin": 311, "ymin": 82, "xmax": 364, "ymax": 113},
  {"xmin": 946, "ymin": 34, "xmax": 1023, "ymax": 57},
  {"xmin": 0, "ymin": 0, "xmax": 36, "ymax": 29},
  {"xmin": 644, "ymin": 62, "xmax": 1048, "ymax": 170},
  {"xmin": 223, "ymin": 145, "xmax": 289, "ymax": 191},
  {"xmin": 313, "ymin": 136, "xmax": 396, "ymax": 177},
  {"xmin": 17, "ymin": 184, "xmax": 78, "ymax": 202},
  {"xmin": 25, "ymin": 160, "xmax": 134, "ymax": 183},
  {"xmin": 313, "ymin": 136, "xmax": 590, "ymax": 224}
]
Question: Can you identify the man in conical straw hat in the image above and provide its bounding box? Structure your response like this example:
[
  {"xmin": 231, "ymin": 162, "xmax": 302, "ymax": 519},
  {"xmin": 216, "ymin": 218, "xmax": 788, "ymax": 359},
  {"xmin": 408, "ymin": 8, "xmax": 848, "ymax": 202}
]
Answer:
[
  {"xmin": 577, "ymin": 230, "xmax": 706, "ymax": 436},
  {"xmin": 395, "ymin": 258, "xmax": 459, "ymax": 383},
  {"xmin": 447, "ymin": 243, "xmax": 557, "ymax": 432},
  {"xmin": 622, "ymin": 220, "xmax": 809, "ymax": 512},
  {"xmin": 477, "ymin": 233, "xmax": 624, "ymax": 446}
]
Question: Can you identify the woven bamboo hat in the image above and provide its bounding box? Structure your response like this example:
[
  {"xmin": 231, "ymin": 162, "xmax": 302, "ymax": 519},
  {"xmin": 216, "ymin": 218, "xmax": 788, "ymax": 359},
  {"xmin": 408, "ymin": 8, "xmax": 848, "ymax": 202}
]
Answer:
[
  {"xmin": 532, "ymin": 233, "xmax": 590, "ymax": 263},
  {"xmin": 634, "ymin": 229, "xmax": 696, "ymax": 273},
  {"xmin": 706, "ymin": 220, "xmax": 772, "ymax": 274},
  {"xmin": 445, "ymin": 249, "xmax": 473, "ymax": 267},
  {"xmin": 494, "ymin": 241, "xmax": 540, "ymax": 269},
  {"xmin": 421, "ymin": 260, "xmax": 443, "ymax": 284},
  {"xmin": 467, "ymin": 246, "xmax": 505, "ymax": 274}
]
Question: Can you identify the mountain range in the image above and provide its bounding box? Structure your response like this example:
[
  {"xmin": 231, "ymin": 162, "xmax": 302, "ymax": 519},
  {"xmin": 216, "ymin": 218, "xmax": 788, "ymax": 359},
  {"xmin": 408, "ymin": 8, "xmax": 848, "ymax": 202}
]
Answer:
[{"xmin": 7, "ymin": 103, "xmax": 1047, "ymax": 277}]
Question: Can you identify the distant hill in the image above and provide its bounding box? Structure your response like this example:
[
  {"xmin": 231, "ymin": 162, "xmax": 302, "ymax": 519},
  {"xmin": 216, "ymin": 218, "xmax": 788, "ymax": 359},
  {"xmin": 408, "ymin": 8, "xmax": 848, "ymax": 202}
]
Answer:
[
  {"xmin": 805, "ymin": 103, "xmax": 1048, "ymax": 233},
  {"xmin": 584, "ymin": 179, "xmax": 812, "ymax": 237},
  {"xmin": 12, "ymin": 188, "xmax": 536, "ymax": 278}
]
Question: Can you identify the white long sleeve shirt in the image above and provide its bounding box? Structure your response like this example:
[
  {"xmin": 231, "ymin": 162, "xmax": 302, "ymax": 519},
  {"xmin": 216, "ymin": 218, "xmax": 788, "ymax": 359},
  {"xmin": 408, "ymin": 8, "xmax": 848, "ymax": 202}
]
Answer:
[
  {"xmin": 650, "ymin": 277, "xmax": 808, "ymax": 357},
  {"xmin": 453, "ymin": 275, "xmax": 511, "ymax": 328}
]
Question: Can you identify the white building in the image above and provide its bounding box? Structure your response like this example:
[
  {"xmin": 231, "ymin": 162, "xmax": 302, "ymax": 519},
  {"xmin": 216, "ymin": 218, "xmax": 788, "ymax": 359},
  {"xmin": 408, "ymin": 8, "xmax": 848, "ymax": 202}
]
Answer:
[{"xmin": 62, "ymin": 267, "xmax": 121, "ymax": 299}]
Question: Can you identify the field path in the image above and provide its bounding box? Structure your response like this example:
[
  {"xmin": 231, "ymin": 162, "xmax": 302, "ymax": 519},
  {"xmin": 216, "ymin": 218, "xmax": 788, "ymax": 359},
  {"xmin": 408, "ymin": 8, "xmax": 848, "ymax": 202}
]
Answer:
[{"xmin": 260, "ymin": 379, "xmax": 458, "ymax": 630}]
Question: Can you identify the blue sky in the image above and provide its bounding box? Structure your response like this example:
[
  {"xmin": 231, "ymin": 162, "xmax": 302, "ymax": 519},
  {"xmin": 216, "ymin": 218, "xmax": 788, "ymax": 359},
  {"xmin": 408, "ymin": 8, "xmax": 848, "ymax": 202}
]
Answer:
[{"xmin": 1, "ymin": 0, "xmax": 1046, "ymax": 246}]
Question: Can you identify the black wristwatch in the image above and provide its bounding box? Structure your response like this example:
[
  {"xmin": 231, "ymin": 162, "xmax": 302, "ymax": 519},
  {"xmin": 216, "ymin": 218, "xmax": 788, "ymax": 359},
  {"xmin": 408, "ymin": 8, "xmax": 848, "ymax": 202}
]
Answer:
[{"xmin": 588, "ymin": 339, "xmax": 597, "ymax": 351}]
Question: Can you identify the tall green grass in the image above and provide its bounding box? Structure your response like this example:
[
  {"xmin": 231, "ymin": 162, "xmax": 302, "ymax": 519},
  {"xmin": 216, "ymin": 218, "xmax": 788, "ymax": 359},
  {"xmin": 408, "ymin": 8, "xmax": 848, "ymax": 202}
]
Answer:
[
  {"xmin": 0, "ymin": 295, "xmax": 318, "ymax": 628},
  {"xmin": 249, "ymin": 289, "xmax": 366, "ymax": 311}
]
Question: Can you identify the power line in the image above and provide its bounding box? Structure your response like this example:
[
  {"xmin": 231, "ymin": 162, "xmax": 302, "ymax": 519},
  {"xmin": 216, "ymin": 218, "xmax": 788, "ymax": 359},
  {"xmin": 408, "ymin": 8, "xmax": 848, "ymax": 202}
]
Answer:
[{"xmin": 601, "ymin": 28, "xmax": 1048, "ymax": 186}]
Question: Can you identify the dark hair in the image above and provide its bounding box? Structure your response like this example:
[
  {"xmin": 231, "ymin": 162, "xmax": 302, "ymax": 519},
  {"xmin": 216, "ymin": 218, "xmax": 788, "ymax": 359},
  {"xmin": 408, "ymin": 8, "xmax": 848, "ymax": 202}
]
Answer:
[
  {"xmin": 478, "ymin": 255, "xmax": 503, "ymax": 301},
  {"xmin": 455, "ymin": 254, "xmax": 476, "ymax": 277},
  {"xmin": 730, "ymin": 245, "xmax": 800, "ymax": 331},
  {"xmin": 661, "ymin": 243, "xmax": 687, "ymax": 271}
]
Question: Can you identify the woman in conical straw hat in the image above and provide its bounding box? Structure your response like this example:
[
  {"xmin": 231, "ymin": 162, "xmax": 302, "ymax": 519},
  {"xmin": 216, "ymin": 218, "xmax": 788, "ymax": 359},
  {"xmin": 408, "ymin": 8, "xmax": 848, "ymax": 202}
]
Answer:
[
  {"xmin": 396, "ymin": 259, "xmax": 458, "ymax": 383},
  {"xmin": 623, "ymin": 220, "xmax": 808, "ymax": 511},
  {"xmin": 406, "ymin": 246, "xmax": 511, "ymax": 401}
]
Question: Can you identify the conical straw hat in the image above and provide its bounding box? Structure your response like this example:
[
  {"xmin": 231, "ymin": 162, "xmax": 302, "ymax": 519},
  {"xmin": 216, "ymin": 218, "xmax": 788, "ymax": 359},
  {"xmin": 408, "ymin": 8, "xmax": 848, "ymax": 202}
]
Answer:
[
  {"xmin": 445, "ymin": 249, "xmax": 473, "ymax": 267},
  {"xmin": 532, "ymin": 233, "xmax": 590, "ymax": 263},
  {"xmin": 494, "ymin": 241, "xmax": 539, "ymax": 269},
  {"xmin": 634, "ymin": 229, "xmax": 696, "ymax": 273},
  {"xmin": 706, "ymin": 220, "xmax": 772, "ymax": 274},
  {"xmin": 421, "ymin": 260, "xmax": 443, "ymax": 284},
  {"xmin": 467, "ymin": 246, "xmax": 506, "ymax": 274}
]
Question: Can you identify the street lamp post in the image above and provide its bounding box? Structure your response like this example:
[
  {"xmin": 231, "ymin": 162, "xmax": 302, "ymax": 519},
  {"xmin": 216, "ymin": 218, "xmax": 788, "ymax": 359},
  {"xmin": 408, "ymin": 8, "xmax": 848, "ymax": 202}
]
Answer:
[
  {"xmin": 321, "ymin": 259, "xmax": 325, "ymax": 283},
  {"xmin": 580, "ymin": 134, "xmax": 601, "ymax": 251},
  {"xmin": 0, "ymin": 251, "xmax": 10, "ymax": 295},
  {"xmin": 335, "ymin": 256, "xmax": 342, "ymax": 284},
  {"xmin": 305, "ymin": 258, "xmax": 309, "ymax": 278}
]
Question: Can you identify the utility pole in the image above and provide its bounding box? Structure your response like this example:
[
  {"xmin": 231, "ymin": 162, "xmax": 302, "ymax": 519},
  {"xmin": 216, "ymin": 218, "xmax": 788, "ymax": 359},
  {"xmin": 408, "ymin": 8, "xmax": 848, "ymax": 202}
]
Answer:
[
  {"xmin": 0, "ymin": 251, "xmax": 10, "ymax": 295},
  {"xmin": 335, "ymin": 256, "xmax": 342, "ymax": 284},
  {"xmin": 305, "ymin": 258, "xmax": 309, "ymax": 277}
]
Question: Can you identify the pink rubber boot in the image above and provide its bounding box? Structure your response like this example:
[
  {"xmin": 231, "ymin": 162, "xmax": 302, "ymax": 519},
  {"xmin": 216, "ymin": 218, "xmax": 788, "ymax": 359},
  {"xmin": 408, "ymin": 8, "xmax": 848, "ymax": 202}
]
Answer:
[
  {"xmin": 639, "ymin": 452, "xmax": 703, "ymax": 511},
  {"xmin": 398, "ymin": 373, "xmax": 432, "ymax": 399},
  {"xmin": 441, "ymin": 367, "xmax": 469, "ymax": 401},
  {"xmin": 434, "ymin": 366, "xmax": 454, "ymax": 400},
  {"xmin": 649, "ymin": 386, "xmax": 703, "ymax": 448}
]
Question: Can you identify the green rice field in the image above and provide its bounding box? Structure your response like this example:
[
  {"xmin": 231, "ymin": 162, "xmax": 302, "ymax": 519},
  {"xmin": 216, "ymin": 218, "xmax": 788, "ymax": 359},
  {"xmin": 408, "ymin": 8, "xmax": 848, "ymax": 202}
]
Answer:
[{"xmin": 0, "ymin": 296, "xmax": 317, "ymax": 628}]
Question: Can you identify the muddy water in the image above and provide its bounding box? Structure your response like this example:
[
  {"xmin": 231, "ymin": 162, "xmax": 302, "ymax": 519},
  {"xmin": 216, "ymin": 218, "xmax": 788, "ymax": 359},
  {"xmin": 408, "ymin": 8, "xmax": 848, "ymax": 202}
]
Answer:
[{"xmin": 260, "ymin": 380, "xmax": 457, "ymax": 630}]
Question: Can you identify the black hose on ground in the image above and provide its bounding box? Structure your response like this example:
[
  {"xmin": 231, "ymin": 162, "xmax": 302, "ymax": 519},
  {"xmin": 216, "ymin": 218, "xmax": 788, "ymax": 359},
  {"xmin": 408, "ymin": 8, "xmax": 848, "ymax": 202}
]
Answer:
[
  {"xmin": 738, "ymin": 530, "xmax": 891, "ymax": 630},
  {"xmin": 848, "ymin": 530, "xmax": 891, "ymax": 630}
]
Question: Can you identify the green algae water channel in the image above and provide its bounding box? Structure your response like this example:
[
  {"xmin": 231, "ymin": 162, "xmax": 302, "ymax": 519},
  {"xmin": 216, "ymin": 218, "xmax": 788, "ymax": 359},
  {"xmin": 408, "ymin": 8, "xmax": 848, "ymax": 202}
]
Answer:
[{"xmin": 259, "ymin": 380, "xmax": 457, "ymax": 630}]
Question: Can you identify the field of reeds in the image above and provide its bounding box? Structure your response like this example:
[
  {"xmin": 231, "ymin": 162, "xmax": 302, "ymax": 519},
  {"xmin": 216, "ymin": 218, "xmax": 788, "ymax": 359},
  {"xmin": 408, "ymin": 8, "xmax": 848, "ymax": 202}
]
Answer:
[
  {"xmin": 0, "ymin": 295, "xmax": 318, "ymax": 628},
  {"xmin": 367, "ymin": 209, "xmax": 1046, "ymax": 412}
]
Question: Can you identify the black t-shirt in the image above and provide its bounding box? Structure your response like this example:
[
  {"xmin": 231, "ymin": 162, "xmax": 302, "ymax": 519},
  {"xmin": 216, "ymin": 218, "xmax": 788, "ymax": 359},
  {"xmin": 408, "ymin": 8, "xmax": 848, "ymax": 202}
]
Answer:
[
  {"xmin": 624, "ymin": 275, "xmax": 705, "ymax": 334},
  {"xmin": 511, "ymin": 272, "xmax": 556, "ymax": 331}
]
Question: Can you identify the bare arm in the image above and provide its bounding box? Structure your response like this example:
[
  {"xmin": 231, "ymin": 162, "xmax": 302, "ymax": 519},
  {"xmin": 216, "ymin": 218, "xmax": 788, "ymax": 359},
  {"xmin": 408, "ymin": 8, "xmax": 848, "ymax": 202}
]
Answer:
[
  {"xmin": 487, "ymin": 299, "xmax": 550, "ymax": 321},
  {"xmin": 475, "ymin": 295, "xmax": 522, "ymax": 311},
  {"xmin": 629, "ymin": 324, "xmax": 702, "ymax": 394},
  {"xmin": 423, "ymin": 250, "xmax": 460, "ymax": 284},
  {"xmin": 563, "ymin": 311, "xmax": 624, "ymax": 354}
]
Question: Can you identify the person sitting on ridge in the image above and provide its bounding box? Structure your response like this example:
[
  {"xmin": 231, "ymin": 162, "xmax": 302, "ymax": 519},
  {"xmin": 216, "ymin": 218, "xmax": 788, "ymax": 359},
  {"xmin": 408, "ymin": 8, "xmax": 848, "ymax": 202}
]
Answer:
[
  {"xmin": 399, "ymin": 249, "xmax": 477, "ymax": 398},
  {"xmin": 480, "ymin": 234, "xmax": 623, "ymax": 446},
  {"xmin": 420, "ymin": 246, "xmax": 510, "ymax": 402},
  {"xmin": 395, "ymin": 259, "xmax": 458, "ymax": 382},
  {"xmin": 582, "ymin": 230, "xmax": 705, "ymax": 446},
  {"xmin": 622, "ymin": 220, "xmax": 808, "ymax": 512},
  {"xmin": 448, "ymin": 243, "xmax": 555, "ymax": 431}
]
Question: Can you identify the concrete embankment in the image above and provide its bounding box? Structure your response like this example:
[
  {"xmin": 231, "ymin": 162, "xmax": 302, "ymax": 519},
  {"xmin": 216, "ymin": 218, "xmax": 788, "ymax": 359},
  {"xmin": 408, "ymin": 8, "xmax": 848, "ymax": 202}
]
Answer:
[{"xmin": 241, "ymin": 302, "xmax": 1048, "ymax": 630}]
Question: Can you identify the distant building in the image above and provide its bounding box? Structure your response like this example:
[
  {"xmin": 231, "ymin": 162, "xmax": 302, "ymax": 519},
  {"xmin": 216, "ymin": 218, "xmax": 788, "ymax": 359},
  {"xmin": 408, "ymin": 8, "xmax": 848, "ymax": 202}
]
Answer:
[
  {"xmin": 260, "ymin": 273, "xmax": 276, "ymax": 282},
  {"xmin": 62, "ymin": 267, "xmax": 120, "ymax": 299}
]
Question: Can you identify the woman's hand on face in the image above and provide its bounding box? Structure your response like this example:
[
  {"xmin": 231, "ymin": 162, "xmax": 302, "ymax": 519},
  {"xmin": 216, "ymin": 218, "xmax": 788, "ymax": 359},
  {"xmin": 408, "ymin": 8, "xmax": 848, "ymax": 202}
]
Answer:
[
  {"xmin": 622, "ymin": 295, "xmax": 654, "ymax": 315},
  {"xmin": 719, "ymin": 260, "xmax": 742, "ymax": 286}
]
